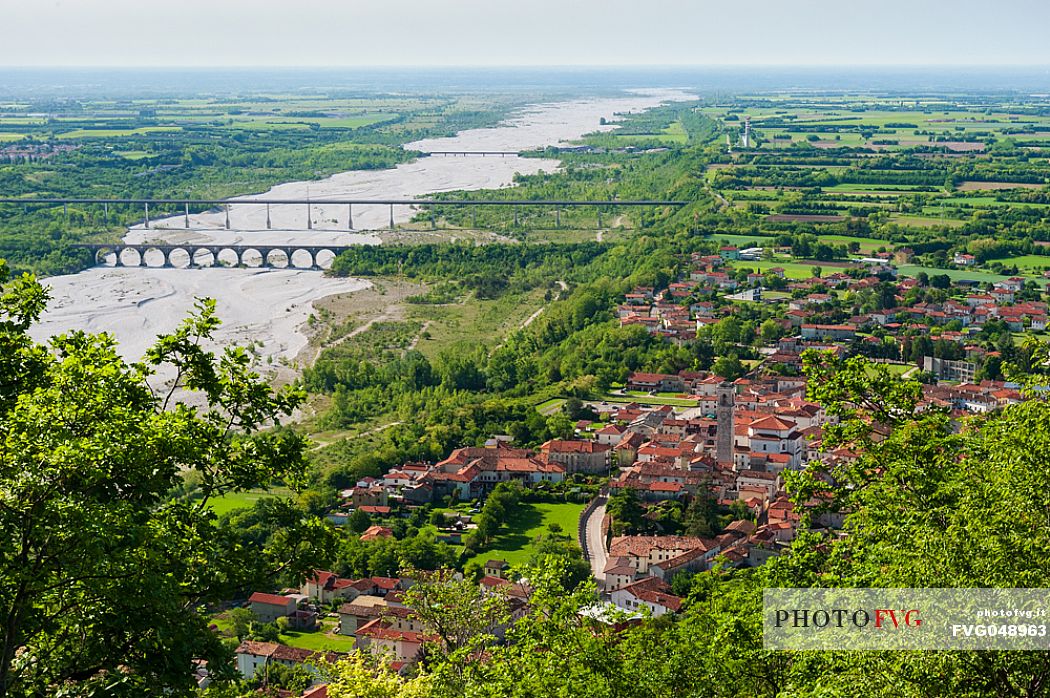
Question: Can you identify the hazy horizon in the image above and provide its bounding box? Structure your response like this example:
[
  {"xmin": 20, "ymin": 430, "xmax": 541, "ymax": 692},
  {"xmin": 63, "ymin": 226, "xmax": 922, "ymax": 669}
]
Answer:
[{"xmin": 5, "ymin": 0, "xmax": 1049, "ymax": 68}]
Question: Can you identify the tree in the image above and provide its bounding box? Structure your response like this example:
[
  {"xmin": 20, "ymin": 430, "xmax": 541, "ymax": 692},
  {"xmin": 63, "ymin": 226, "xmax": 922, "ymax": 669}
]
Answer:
[
  {"xmin": 227, "ymin": 607, "xmax": 256, "ymax": 641},
  {"xmin": 347, "ymin": 507, "xmax": 372, "ymax": 533},
  {"xmin": 318, "ymin": 651, "xmax": 432, "ymax": 698},
  {"xmin": 401, "ymin": 567, "xmax": 511, "ymax": 657},
  {"xmin": 712, "ymin": 354, "xmax": 746, "ymax": 381},
  {"xmin": 0, "ymin": 267, "xmax": 335, "ymax": 696},
  {"xmin": 606, "ymin": 487, "xmax": 645, "ymax": 535}
]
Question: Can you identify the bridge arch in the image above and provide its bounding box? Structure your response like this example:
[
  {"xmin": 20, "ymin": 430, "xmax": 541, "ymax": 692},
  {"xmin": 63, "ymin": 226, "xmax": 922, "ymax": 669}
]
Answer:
[
  {"xmin": 167, "ymin": 247, "xmax": 192, "ymax": 269},
  {"xmin": 94, "ymin": 246, "xmax": 118, "ymax": 266},
  {"xmin": 289, "ymin": 248, "xmax": 315, "ymax": 269},
  {"xmin": 265, "ymin": 248, "xmax": 290, "ymax": 269},
  {"xmin": 119, "ymin": 247, "xmax": 144, "ymax": 267},
  {"xmin": 314, "ymin": 248, "xmax": 336, "ymax": 270},
  {"xmin": 240, "ymin": 248, "xmax": 264, "ymax": 268},
  {"xmin": 215, "ymin": 247, "xmax": 240, "ymax": 267},
  {"xmin": 191, "ymin": 247, "xmax": 217, "ymax": 268}
]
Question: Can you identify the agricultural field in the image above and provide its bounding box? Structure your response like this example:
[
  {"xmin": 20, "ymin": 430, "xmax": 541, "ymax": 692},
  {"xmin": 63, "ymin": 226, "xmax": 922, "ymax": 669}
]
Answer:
[{"xmin": 695, "ymin": 92, "xmax": 1050, "ymax": 285}]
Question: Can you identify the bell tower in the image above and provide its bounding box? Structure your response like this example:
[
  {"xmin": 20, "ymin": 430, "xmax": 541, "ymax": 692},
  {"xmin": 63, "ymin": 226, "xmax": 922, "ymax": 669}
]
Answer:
[{"xmin": 716, "ymin": 381, "xmax": 735, "ymax": 466}]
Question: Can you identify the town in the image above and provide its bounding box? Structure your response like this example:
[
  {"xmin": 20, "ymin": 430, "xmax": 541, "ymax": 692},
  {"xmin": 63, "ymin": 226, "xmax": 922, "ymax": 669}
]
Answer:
[{"xmin": 211, "ymin": 242, "xmax": 1038, "ymax": 691}]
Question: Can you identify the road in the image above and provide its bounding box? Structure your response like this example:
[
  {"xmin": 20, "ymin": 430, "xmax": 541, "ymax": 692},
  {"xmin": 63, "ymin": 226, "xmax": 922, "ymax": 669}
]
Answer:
[{"xmin": 581, "ymin": 496, "xmax": 608, "ymax": 584}]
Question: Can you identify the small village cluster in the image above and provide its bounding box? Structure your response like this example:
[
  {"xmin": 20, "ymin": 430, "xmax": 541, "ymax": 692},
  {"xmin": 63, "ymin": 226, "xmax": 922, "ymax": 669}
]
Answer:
[{"xmin": 618, "ymin": 247, "xmax": 1046, "ymax": 348}]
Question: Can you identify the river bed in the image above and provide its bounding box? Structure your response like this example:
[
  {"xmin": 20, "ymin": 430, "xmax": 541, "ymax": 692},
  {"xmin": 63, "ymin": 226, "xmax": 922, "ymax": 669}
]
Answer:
[{"xmin": 29, "ymin": 88, "xmax": 695, "ymax": 372}]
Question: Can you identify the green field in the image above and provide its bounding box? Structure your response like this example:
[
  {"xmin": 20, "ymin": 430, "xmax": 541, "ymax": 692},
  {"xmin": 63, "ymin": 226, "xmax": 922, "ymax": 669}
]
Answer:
[
  {"xmin": 728, "ymin": 259, "xmax": 851, "ymax": 279},
  {"xmin": 207, "ymin": 487, "xmax": 294, "ymax": 516},
  {"xmin": 999, "ymin": 254, "xmax": 1050, "ymax": 272},
  {"xmin": 56, "ymin": 126, "xmax": 183, "ymax": 139},
  {"xmin": 282, "ymin": 620, "xmax": 358, "ymax": 652},
  {"xmin": 466, "ymin": 501, "xmax": 586, "ymax": 568},
  {"xmin": 895, "ymin": 264, "xmax": 1012, "ymax": 284}
]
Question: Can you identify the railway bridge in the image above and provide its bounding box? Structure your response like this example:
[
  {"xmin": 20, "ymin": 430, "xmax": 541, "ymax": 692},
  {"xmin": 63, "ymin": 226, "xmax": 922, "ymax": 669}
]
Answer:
[{"xmin": 74, "ymin": 243, "xmax": 350, "ymax": 270}]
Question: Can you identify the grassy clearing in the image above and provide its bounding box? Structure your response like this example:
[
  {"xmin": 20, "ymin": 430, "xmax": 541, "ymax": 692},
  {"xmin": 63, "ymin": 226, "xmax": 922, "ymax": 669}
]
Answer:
[
  {"xmin": 282, "ymin": 619, "xmax": 358, "ymax": 652},
  {"xmin": 465, "ymin": 501, "xmax": 587, "ymax": 568},
  {"xmin": 207, "ymin": 487, "xmax": 295, "ymax": 516},
  {"xmin": 405, "ymin": 288, "xmax": 547, "ymax": 359}
]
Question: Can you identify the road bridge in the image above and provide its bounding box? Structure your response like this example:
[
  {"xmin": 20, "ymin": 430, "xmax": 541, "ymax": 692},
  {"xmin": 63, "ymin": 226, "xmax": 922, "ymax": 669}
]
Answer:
[{"xmin": 3, "ymin": 197, "xmax": 688, "ymax": 231}]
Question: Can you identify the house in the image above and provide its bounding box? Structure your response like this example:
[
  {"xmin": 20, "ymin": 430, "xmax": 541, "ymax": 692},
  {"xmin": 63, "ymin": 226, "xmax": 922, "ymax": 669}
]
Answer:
[
  {"xmin": 426, "ymin": 445, "xmax": 566, "ymax": 501},
  {"xmin": 235, "ymin": 641, "xmax": 337, "ymax": 679},
  {"xmin": 354, "ymin": 609, "xmax": 436, "ymax": 667},
  {"xmin": 609, "ymin": 577, "xmax": 683, "ymax": 617},
  {"xmin": 595, "ymin": 423, "xmax": 627, "ymax": 445},
  {"xmin": 626, "ymin": 372, "xmax": 686, "ymax": 393},
  {"xmin": 953, "ymin": 252, "xmax": 976, "ymax": 266},
  {"xmin": 360, "ymin": 525, "xmax": 395, "ymax": 542},
  {"xmin": 484, "ymin": 559, "xmax": 510, "ymax": 579},
  {"xmin": 248, "ymin": 592, "xmax": 298, "ymax": 624},
  {"xmin": 608, "ymin": 536, "xmax": 717, "ymax": 575},
  {"xmin": 800, "ymin": 324, "xmax": 856, "ymax": 341},
  {"xmin": 538, "ymin": 439, "xmax": 612, "ymax": 474},
  {"xmin": 744, "ymin": 416, "xmax": 805, "ymax": 469},
  {"xmin": 302, "ymin": 570, "xmax": 363, "ymax": 605}
]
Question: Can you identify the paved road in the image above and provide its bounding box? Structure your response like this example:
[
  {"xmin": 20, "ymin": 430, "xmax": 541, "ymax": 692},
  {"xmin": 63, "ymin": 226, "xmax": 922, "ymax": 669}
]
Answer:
[{"xmin": 582, "ymin": 498, "xmax": 608, "ymax": 584}]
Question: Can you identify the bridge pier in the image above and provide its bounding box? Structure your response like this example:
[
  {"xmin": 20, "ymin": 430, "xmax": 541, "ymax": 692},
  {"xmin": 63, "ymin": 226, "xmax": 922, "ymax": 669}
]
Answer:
[
  {"xmin": 145, "ymin": 203, "xmax": 150, "ymax": 229},
  {"xmin": 556, "ymin": 209, "xmax": 560, "ymax": 228},
  {"xmin": 112, "ymin": 247, "xmax": 122, "ymax": 267},
  {"xmin": 103, "ymin": 202, "xmax": 108, "ymax": 226},
  {"xmin": 224, "ymin": 204, "xmax": 230, "ymax": 230},
  {"xmin": 307, "ymin": 202, "xmax": 312, "ymax": 230},
  {"xmin": 347, "ymin": 204, "xmax": 353, "ymax": 230},
  {"xmin": 266, "ymin": 203, "xmax": 271, "ymax": 230},
  {"xmin": 389, "ymin": 204, "xmax": 395, "ymax": 230},
  {"xmin": 184, "ymin": 202, "xmax": 190, "ymax": 229}
]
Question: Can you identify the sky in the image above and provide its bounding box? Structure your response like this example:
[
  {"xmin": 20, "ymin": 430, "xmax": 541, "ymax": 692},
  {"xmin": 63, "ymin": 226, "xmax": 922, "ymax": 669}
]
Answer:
[{"xmin": 3, "ymin": 0, "xmax": 1049, "ymax": 67}]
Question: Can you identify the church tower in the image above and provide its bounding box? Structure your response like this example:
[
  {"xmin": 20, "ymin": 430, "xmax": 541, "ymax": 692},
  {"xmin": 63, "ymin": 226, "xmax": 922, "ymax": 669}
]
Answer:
[{"xmin": 716, "ymin": 381, "xmax": 735, "ymax": 466}]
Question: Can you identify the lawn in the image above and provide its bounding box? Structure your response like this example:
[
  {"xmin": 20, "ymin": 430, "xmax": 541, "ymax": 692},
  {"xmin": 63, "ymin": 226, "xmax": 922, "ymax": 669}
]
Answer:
[
  {"xmin": 604, "ymin": 392, "xmax": 698, "ymax": 407},
  {"xmin": 465, "ymin": 501, "xmax": 587, "ymax": 568},
  {"xmin": 207, "ymin": 487, "xmax": 294, "ymax": 516},
  {"xmin": 282, "ymin": 622, "xmax": 358, "ymax": 652},
  {"xmin": 865, "ymin": 362, "xmax": 914, "ymax": 377},
  {"xmin": 535, "ymin": 397, "xmax": 566, "ymax": 415},
  {"xmin": 728, "ymin": 259, "xmax": 853, "ymax": 279}
]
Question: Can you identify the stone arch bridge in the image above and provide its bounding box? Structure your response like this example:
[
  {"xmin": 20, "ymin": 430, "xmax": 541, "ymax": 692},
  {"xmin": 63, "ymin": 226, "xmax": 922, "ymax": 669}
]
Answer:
[{"xmin": 74, "ymin": 243, "xmax": 353, "ymax": 270}]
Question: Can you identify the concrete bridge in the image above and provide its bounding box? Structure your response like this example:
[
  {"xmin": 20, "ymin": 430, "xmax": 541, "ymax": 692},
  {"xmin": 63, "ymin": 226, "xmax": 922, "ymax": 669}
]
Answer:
[
  {"xmin": 75, "ymin": 243, "xmax": 350, "ymax": 270},
  {"xmin": 420, "ymin": 151, "xmax": 520, "ymax": 157}
]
